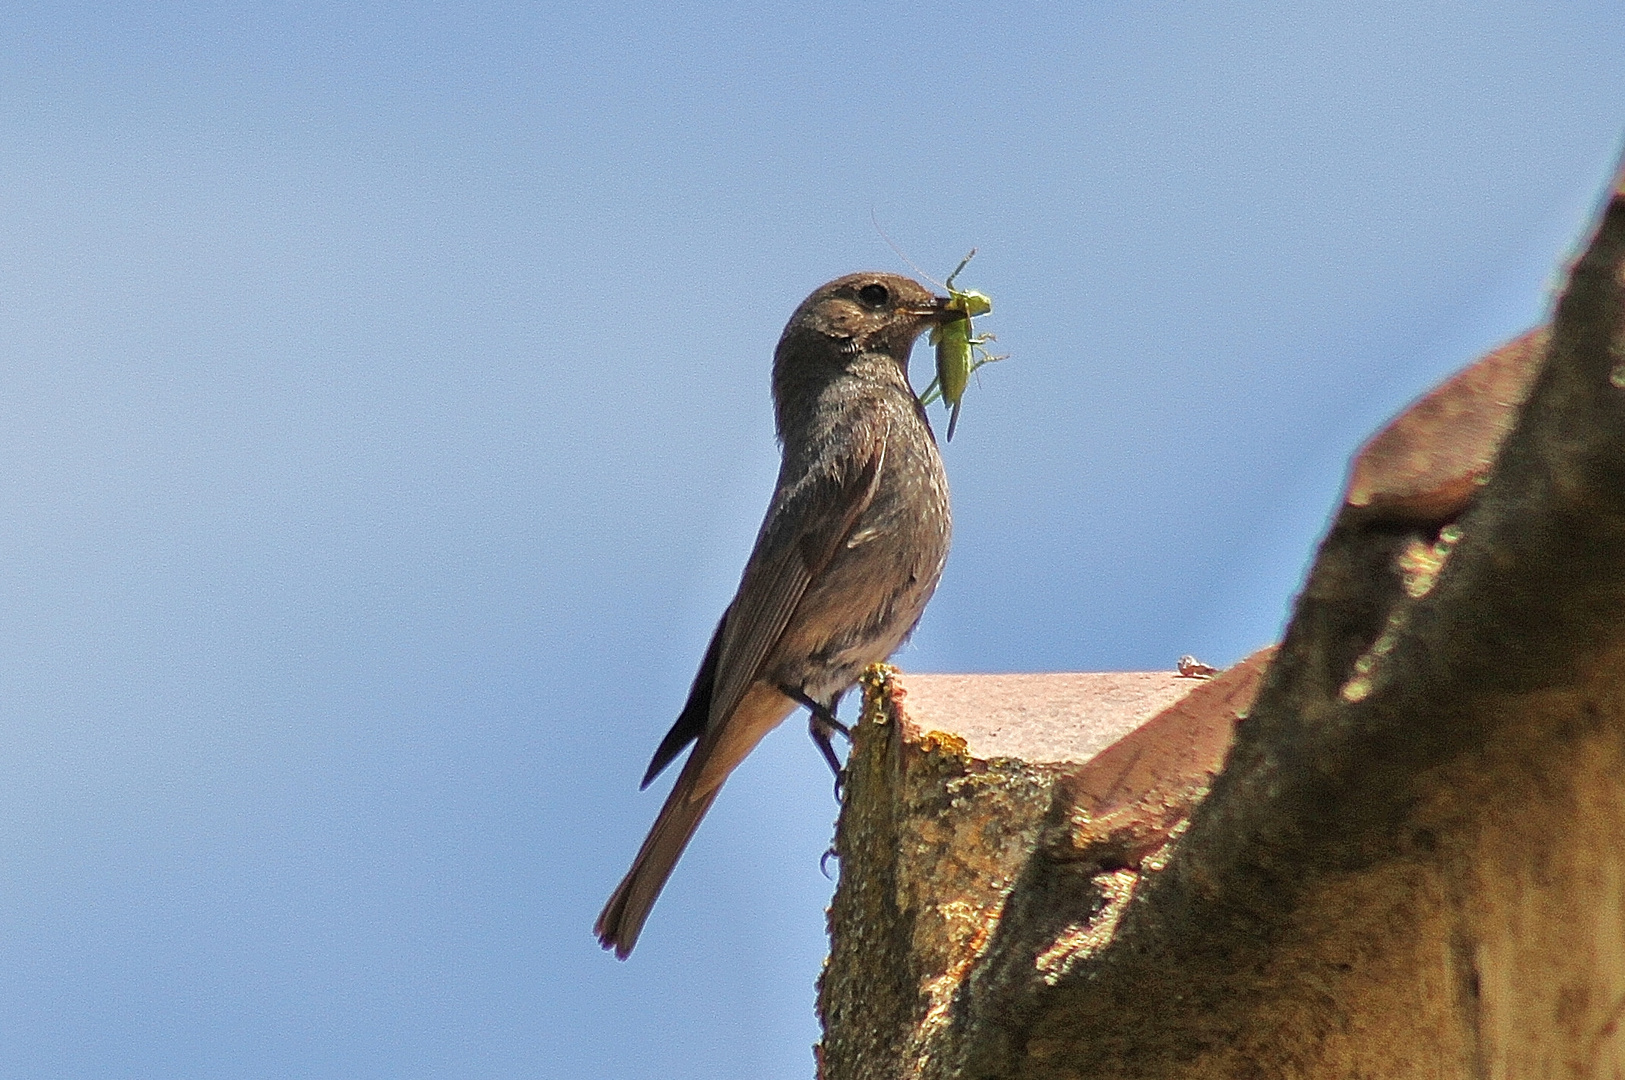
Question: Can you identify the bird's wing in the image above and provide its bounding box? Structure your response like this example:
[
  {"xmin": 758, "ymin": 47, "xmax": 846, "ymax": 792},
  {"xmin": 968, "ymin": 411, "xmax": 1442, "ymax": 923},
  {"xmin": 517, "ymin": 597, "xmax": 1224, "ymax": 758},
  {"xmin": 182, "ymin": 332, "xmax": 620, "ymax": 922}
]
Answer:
[
  {"xmin": 640, "ymin": 611, "xmax": 725, "ymax": 787},
  {"xmin": 703, "ymin": 413, "xmax": 890, "ymax": 741}
]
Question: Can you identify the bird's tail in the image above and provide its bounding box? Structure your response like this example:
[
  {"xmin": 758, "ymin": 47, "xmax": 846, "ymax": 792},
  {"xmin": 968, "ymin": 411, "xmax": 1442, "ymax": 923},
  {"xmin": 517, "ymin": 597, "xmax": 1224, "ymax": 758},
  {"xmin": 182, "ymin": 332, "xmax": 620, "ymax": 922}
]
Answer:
[{"xmin": 594, "ymin": 768, "xmax": 721, "ymax": 959}]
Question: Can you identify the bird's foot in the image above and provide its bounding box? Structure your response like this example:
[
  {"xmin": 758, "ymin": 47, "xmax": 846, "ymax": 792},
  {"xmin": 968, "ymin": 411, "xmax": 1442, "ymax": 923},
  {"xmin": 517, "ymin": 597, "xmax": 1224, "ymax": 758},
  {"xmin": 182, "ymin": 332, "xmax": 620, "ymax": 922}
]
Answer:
[
  {"xmin": 809, "ymin": 714, "xmax": 851, "ymax": 801},
  {"xmin": 781, "ymin": 683, "xmax": 853, "ymax": 796}
]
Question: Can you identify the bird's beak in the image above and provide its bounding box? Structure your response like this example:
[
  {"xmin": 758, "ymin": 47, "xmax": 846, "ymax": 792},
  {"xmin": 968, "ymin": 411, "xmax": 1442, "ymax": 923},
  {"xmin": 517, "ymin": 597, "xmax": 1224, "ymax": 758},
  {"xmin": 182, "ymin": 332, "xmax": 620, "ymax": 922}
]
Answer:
[{"xmin": 908, "ymin": 296, "xmax": 959, "ymax": 323}]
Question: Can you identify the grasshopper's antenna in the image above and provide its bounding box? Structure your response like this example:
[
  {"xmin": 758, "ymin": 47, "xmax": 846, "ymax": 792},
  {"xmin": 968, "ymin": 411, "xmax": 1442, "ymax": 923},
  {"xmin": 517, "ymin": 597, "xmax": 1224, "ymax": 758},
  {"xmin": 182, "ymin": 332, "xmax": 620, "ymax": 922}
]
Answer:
[{"xmin": 869, "ymin": 210, "xmax": 947, "ymax": 291}]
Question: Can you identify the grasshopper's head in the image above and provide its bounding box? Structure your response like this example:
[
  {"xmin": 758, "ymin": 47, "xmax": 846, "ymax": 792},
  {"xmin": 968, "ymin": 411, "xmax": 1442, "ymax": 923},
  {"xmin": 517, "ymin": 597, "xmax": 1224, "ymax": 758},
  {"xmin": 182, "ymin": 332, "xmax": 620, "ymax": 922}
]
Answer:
[{"xmin": 950, "ymin": 290, "xmax": 992, "ymax": 319}]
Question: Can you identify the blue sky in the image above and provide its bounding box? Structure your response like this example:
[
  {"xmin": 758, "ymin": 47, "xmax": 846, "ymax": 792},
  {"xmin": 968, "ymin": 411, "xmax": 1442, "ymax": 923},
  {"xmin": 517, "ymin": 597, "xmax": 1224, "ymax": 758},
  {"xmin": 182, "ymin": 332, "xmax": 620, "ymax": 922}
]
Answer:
[{"xmin": 0, "ymin": 2, "xmax": 1621, "ymax": 1077}]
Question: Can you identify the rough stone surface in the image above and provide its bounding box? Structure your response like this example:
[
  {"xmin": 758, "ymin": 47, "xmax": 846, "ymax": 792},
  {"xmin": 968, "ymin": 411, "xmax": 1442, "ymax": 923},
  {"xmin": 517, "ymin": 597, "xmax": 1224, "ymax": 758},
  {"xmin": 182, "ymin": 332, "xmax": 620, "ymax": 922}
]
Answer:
[
  {"xmin": 1344, "ymin": 326, "xmax": 1547, "ymax": 523},
  {"xmin": 817, "ymin": 652, "xmax": 1273, "ymax": 1079},
  {"xmin": 897, "ymin": 670, "xmax": 1214, "ymax": 765}
]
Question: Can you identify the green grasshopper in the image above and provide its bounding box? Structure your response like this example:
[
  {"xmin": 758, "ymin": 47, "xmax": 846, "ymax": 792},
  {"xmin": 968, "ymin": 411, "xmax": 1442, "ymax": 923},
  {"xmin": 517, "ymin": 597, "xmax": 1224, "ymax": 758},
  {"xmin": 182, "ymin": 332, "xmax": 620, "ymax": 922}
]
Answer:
[{"xmin": 918, "ymin": 249, "xmax": 1005, "ymax": 440}]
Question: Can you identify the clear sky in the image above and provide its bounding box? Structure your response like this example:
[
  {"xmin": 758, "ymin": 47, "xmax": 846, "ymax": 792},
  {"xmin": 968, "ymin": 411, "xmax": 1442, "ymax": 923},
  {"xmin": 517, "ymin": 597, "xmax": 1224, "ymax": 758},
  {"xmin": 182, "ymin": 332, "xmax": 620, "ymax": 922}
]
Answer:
[{"xmin": 0, "ymin": 2, "xmax": 1621, "ymax": 1077}]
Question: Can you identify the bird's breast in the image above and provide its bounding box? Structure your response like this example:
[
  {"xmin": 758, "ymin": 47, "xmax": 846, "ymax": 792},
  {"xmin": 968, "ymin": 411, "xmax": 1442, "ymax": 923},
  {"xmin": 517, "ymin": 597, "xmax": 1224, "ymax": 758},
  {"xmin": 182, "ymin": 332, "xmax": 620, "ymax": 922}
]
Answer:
[{"xmin": 771, "ymin": 396, "xmax": 950, "ymax": 692}]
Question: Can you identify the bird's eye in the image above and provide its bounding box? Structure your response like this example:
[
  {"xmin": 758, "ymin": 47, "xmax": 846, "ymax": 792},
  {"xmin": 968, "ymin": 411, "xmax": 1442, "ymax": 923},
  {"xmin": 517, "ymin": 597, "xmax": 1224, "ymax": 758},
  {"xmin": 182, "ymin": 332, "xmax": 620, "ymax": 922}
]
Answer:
[{"xmin": 857, "ymin": 283, "xmax": 890, "ymax": 308}]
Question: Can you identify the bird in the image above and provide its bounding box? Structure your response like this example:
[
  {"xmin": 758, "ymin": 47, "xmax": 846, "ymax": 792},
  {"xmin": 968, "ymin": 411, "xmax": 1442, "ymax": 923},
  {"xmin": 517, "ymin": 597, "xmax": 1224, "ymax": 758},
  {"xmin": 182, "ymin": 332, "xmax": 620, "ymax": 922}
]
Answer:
[{"xmin": 594, "ymin": 272, "xmax": 956, "ymax": 958}]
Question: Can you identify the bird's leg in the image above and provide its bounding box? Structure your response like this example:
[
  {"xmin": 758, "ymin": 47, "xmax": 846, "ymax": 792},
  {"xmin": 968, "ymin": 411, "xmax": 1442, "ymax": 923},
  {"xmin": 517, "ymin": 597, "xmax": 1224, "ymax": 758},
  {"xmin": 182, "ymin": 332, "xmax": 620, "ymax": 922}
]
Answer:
[{"xmin": 779, "ymin": 684, "xmax": 851, "ymax": 795}]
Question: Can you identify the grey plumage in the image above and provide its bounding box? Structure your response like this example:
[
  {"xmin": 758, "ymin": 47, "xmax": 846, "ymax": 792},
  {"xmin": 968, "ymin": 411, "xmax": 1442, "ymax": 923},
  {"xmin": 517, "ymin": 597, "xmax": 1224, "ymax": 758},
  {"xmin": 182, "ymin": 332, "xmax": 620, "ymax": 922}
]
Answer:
[{"xmin": 594, "ymin": 272, "xmax": 954, "ymax": 958}]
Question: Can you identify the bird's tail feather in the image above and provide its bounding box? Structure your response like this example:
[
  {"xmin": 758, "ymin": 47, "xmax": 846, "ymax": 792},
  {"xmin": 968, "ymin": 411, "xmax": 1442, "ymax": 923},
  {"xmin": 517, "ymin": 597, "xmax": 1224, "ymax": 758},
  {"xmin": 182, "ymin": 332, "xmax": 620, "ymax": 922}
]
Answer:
[{"xmin": 594, "ymin": 770, "xmax": 721, "ymax": 959}]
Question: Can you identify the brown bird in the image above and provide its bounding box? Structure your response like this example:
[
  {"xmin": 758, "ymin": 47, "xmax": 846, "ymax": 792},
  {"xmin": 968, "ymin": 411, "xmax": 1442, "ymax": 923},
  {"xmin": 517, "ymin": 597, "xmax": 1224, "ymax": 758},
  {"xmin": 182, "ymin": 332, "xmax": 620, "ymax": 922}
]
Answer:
[{"xmin": 595, "ymin": 272, "xmax": 956, "ymax": 958}]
